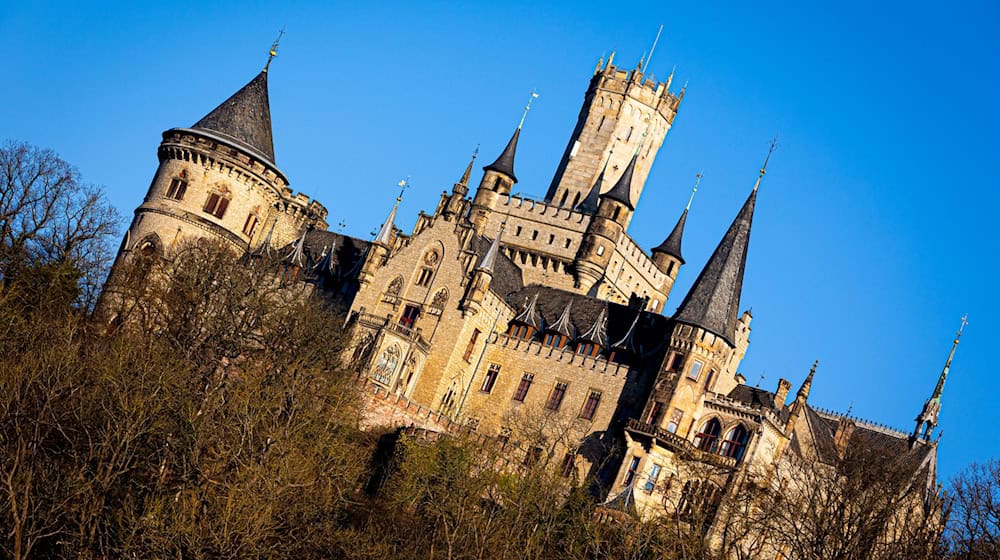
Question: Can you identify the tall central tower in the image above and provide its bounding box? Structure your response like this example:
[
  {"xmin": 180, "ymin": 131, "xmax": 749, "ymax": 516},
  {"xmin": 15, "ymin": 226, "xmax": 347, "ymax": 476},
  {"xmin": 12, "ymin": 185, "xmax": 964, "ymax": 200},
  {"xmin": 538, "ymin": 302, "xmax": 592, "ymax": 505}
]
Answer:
[{"xmin": 544, "ymin": 54, "xmax": 683, "ymax": 213}]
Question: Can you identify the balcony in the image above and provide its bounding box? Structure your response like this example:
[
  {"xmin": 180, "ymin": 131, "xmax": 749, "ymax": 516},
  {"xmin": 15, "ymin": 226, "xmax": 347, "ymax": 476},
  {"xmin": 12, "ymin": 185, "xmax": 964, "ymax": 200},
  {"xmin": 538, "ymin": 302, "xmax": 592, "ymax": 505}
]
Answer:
[
  {"xmin": 625, "ymin": 418, "xmax": 738, "ymax": 470},
  {"xmin": 354, "ymin": 312, "xmax": 431, "ymax": 353}
]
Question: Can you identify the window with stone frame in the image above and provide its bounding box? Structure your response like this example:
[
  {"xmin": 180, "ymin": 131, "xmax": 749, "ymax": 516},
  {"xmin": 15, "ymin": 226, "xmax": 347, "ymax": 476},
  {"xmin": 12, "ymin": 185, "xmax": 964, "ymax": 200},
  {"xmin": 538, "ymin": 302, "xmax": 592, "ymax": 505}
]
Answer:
[
  {"xmin": 668, "ymin": 352, "xmax": 686, "ymax": 372},
  {"xmin": 542, "ymin": 332, "xmax": 568, "ymax": 349},
  {"xmin": 481, "ymin": 363, "xmax": 501, "ymax": 393},
  {"xmin": 579, "ymin": 390, "xmax": 602, "ymax": 420},
  {"xmin": 415, "ymin": 267, "xmax": 434, "ymax": 287},
  {"xmin": 666, "ymin": 408, "xmax": 684, "ymax": 433},
  {"xmin": 647, "ymin": 401, "xmax": 664, "ymax": 426},
  {"xmin": 242, "ymin": 213, "xmax": 259, "ymax": 237},
  {"xmin": 512, "ymin": 373, "xmax": 533, "ymax": 402},
  {"xmin": 165, "ymin": 176, "xmax": 188, "ymax": 200},
  {"xmin": 623, "ymin": 456, "xmax": 640, "ymax": 487},
  {"xmin": 559, "ymin": 451, "xmax": 577, "ymax": 477},
  {"xmin": 643, "ymin": 464, "xmax": 662, "ymax": 493},
  {"xmin": 546, "ymin": 381, "xmax": 568, "ymax": 411},
  {"xmin": 693, "ymin": 418, "xmax": 722, "ymax": 453},
  {"xmin": 688, "ymin": 359, "xmax": 705, "ymax": 381},
  {"xmin": 203, "ymin": 192, "xmax": 229, "ymax": 219}
]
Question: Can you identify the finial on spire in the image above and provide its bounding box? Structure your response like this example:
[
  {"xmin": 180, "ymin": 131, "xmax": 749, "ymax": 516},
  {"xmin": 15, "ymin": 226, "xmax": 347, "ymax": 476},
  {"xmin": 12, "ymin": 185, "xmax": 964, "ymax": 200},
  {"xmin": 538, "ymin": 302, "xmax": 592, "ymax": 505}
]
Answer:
[
  {"xmin": 665, "ymin": 65, "xmax": 676, "ymax": 90},
  {"xmin": 752, "ymin": 137, "xmax": 779, "ymax": 193},
  {"xmin": 518, "ymin": 90, "xmax": 540, "ymax": 130},
  {"xmin": 264, "ymin": 27, "xmax": 286, "ymax": 73},
  {"xmin": 686, "ymin": 172, "xmax": 702, "ymax": 211},
  {"xmin": 457, "ymin": 146, "xmax": 479, "ymax": 187},
  {"xmin": 646, "ymin": 24, "xmax": 665, "ymax": 73},
  {"xmin": 396, "ymin": 176, "xmax": 411, "ymax": 202}
]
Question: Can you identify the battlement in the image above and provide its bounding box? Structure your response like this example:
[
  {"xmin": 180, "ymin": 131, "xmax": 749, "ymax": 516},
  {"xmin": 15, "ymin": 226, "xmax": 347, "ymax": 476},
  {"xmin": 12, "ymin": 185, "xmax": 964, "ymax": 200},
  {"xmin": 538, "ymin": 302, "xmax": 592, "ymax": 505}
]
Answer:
[
  {"xmin": 492, "ymin": 331, "xmax": 631, "ymax": 377},
  {"xmin": 592, "ymin": 58, "xmax": 683, "ymax": 116},
  {"xmin": 813, "ymin": 407, "xmax": 911, "ymax": 440}
]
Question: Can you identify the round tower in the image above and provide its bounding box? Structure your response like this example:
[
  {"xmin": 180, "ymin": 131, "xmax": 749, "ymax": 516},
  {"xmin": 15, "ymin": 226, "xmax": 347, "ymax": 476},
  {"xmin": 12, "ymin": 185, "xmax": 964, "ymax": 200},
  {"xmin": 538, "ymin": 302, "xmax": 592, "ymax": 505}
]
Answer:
[
  {"xmin": 470, "ymin": 128, "xmax": 519, "ymax": 233},
  {"xmin": 573, "ymin": 154, "xmax": 637, "ymax": 292}
]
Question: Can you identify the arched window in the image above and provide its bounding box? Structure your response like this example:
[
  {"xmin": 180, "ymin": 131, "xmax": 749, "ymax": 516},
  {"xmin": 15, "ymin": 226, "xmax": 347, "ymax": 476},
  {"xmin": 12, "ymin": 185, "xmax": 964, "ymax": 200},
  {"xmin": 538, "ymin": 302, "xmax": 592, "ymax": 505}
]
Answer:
[
  {"xmin": 693, "ymin": 418, "xmax": 722, "ymax": 453},
  {"xmin": 572, "ymin": 192, "xmax": 581, "ymax": 209},
  {"xmin": 720, "ymin": 425, "xmax": 750, "ymax": 460},
  {"xmin": 559, "ymin": 190, "xmax": 569, "ymax": 207}
]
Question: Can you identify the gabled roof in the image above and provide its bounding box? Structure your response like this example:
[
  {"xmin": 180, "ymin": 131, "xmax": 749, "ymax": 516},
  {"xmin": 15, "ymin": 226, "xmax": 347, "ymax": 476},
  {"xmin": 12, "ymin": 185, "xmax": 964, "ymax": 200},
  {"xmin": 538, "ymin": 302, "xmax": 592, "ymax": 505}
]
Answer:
[
  {"xmin": 652, "ymin": 208, "xmax": 688, "ymax": 264},
  {"xmin": 600, "ymin": 153, "xmax": 638, "ymax": 210},
  {"xmin": 483, "ymin": 128, "xmax": 520, "ymax": 183},
  {"xmin": 549, "ymin": 301, "xmax": 575, "ymax": 337},
  {"xmin": 672, "ymin": 188, "xmax": 757, "ymax": 346},
  {"xmin": 192, "ymin": 70, "xmax": 276, "ymax": 163}
]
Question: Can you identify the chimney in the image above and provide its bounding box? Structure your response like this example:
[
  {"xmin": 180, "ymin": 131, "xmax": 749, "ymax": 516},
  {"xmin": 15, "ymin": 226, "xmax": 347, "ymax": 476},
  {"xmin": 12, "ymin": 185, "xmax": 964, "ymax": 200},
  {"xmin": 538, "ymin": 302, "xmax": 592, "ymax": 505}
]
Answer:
[{"xmin": 774, "ymin": 378, "xmax": 792, "ymax": 408}]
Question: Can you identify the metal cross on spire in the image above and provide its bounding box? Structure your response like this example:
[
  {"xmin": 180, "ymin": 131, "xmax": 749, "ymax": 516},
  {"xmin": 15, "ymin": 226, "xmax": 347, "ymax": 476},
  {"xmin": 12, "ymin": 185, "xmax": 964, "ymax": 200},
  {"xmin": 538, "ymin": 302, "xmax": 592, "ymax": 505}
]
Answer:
[
  {"xmin": 264, "ymin": 27, "xmax": 286, "ymax": 72},
  {"xmin": 518, "ymin": 90, "xmax": 540, "ymax": 129},
  {"xmin": 686, "ymin": 172, "xmax": 702, "ymax": 211},
  {"xmin": 753, "ymin": 136, "xmax": 779, "ymax": 193}
]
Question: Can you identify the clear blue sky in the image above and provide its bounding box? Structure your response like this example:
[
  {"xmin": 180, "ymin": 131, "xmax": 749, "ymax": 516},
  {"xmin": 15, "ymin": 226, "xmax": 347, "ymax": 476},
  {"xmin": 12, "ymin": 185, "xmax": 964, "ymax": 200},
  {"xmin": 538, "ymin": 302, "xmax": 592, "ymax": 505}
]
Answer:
[{"xmin": 3, "ymin": 1, "xmax": 997, "ymax": 480}]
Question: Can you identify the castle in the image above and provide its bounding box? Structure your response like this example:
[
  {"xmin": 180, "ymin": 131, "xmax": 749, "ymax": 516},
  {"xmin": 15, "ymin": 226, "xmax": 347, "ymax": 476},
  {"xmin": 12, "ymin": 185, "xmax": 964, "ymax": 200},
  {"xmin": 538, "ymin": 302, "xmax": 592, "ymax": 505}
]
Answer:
[{"xmin": 99, "ymin": 45, "xmax": 956, "ymax": 549}]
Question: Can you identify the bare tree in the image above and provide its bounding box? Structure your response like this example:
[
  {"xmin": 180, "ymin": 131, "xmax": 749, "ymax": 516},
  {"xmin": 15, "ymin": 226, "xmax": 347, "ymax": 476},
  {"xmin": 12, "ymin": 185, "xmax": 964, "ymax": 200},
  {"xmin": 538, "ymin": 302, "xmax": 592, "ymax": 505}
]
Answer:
[
  {"xmin": 947, "ymin": 459, "xmax": 1000, "ymax": 560},
  {"xmin": 0, "ymin": 141, "xmax": 119, "ymax": 310}
]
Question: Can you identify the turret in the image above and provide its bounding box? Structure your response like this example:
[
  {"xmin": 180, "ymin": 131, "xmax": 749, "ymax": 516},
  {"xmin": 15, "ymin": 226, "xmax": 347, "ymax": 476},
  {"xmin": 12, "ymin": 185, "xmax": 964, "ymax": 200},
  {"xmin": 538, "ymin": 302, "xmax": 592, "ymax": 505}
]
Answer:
[
  {"xmin": 470, "ymin": 93, "xmax": 536, "ymax": 233},
  {"xmin": 651, "ymin": 175, "xmax": 698, "ymax": 301},
  {"xmin": 785, "ymin": 360, "xmax": 817, "ymax": 433},
  {"xmin": 912, "ymin": 315, "xmax": 968, "ymax": 442},
  {"xmin": 441, "ymin": 148, "xmax": 477, "ymax": 221},
  {"xmin": 463, "ymin": 223, "xmax": 503, "ymax": 312},
  {"xmin": 359, "ymin": 194, "xmax": 400, "ymax": 286},
  {"xmin": 573, "ymin": 153, "xmax": 637, "ymax": 292}
]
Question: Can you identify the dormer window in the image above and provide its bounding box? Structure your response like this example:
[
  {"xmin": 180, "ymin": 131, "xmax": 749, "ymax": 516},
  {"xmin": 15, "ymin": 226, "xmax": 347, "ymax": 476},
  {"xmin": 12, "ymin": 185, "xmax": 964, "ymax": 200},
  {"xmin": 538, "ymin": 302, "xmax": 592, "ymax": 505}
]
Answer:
[
  {"xmin": 507, "ymin": 323, "xmax": 535, "ymax": 340},
  {"xmin": 542, "ymin": 332, "xmax": 568, "ymax": 349},
  {"xmin": 575, "ymin": 342, "xmax": 601, "ymax": 357}
]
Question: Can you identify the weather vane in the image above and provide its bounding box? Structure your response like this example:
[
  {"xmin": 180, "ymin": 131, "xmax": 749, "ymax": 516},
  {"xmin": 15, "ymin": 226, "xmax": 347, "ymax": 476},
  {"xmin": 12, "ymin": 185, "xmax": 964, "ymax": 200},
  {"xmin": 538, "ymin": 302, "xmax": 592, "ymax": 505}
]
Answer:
[
  {"xmin": 396, "ymin": 176, "xmax": 411, "ymax": 201},
  {"xmin": 518, "ymin": 90, "xmax": 540, "ymax": 129},
  {"xmin": 687, "ymin": 172, "xmax": 702, "ymax": 211},
  {"xmin": 264, "ymin": 27, "xmax": 286, "ymax": 72}
]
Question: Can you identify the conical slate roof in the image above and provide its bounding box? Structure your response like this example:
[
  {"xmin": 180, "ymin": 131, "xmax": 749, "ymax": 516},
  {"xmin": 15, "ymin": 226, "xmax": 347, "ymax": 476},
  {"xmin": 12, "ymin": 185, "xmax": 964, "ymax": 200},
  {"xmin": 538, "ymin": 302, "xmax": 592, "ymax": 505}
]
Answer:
[
  {"xmin": 673, "ymin": 188, "xmax": 757, "ymax": 346},
  {"xmin": 652, "ymin": 208, "xmax": 688, "ymax": 264},
  {"xmin": 483, "ymin": 128, "xmax": 520, "ymax": 183},
  {"xmin": 600, "ymin": 153, "xmax": 637, "ymax": 210},
  {"xmin": 478, "ymin": 225, "xmax": 504, "ymax": 273},
  {"xmin": 193, "ymin": 70, "xmax": 276, "ymax": 163}
]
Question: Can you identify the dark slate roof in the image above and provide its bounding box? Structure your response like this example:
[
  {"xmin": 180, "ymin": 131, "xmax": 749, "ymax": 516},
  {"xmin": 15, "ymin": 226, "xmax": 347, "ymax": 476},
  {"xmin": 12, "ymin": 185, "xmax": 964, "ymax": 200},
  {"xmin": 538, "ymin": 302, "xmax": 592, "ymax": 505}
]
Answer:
[
  {"xmin": 483, "ymin": 128, "xmax": 520, "ymax": 183},
  {"xmin": 727, "ymin": 385, "xmax": 777, "ymax": 410},
  {"xmin": 652, "ymin": 208, "xmax": 688, "ymax": 264},
  {"xmin": 503, "ymin": 285, "xmax": 672, "ymax": 357},
  {"xmin": 192, "ymin": 70, "xmax": 276, "ymax": 163},
  {"xmin": 672, "ymin": 189, "xmax": 757, "ymax": 346},
  {"xmin": 600, "ymin": 153, "xmax": 637, "ymax": 210},
  {"xmin": 277, "ymin": 230, "xmax": 370, "ymax": 282},
  {"xmin": 471, "ymin": 235, "xmax": 523, "ymax": 297}
]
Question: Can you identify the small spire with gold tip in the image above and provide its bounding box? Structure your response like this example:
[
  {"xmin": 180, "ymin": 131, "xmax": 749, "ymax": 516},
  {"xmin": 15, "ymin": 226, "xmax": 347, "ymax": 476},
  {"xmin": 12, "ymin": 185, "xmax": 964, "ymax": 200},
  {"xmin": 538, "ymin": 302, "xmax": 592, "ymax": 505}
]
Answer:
[{"xmin": 264, "ymin": 27, "xmax": 286, "ymax": 73}]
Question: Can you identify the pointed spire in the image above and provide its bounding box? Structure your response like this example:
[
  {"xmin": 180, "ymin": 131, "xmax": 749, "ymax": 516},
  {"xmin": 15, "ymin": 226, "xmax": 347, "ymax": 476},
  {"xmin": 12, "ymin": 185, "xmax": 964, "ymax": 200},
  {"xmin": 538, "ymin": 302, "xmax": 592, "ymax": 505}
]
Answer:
[
  {"xmin": 653, "ymin": 173, "xmax": 700, "ymax": 263},
  {"xmin": 285, "ymin": 227, "xmax": 309, "ymax": 268},
  {"xmin": 251, "ymin": 217, "xmax": 278, "ymax": 258},
  {"xmin": 374, "ymin": 190, "xmax": 403, "ymax": 246},
  {"xmin": 483, "ymin": 92, "xmax": 537, "ymax": 183},
  {"xmin": 313, "ymin": 239, "xmax": 337, "ymax": 275},
  {"xmin": 600, "ymin": 152, "xmax": 638, "ymax": 210},
  {"xmin": 577, "ymin": 143, "xmax": 618, "ymax": 213},
  {"xmin": 580, "ymin": 306, "xmax": 608, "ymax": 346},
  {"xmin": 193, "ymin": 70, "xmax": 276, "ymax": 162},
  {"xmin": 797, "ymin": 360, "xmax": 818, "ymax": 401},
  {"xmin": 672, "ymin": 176, "xmax": 760, "ymax": 346},
  {"xmin": 478, "ymin": 223, "xmax": 504, "ymax": 273},
  {"xmin": 514, "ymin": 292, "xmax": 541, "ymax": 328},
  {"xmin": 914, "ymin": 315, "xmax": 968, "ymax": 440},
  {"xmin": 483, "ymin": 128, "xmax": 520, "ymax": 183},
  {"xmin": 456, "ymin": 146, "xmax": 479, "ymax": 192},
  {"xmin": 550, "ymin": 300, "xmax": 575, "ymax": 337}
]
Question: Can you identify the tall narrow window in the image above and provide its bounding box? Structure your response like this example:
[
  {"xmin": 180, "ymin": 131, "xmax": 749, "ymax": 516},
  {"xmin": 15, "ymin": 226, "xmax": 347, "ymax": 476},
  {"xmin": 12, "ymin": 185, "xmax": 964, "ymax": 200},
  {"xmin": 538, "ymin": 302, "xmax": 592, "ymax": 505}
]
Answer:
[
  {"xmin": 559, "ymin": 452, "xmax": 577, "ymax": 477},
  {"xmin": 242, "ymin": 214, "xmax": 259, "ymax": 237},
  {"xmin": 643, "ymin": 464, "xmax": 662, "ymax": 493},
  {"xmin": 668, "ymin": 352, "xmax": 686, "ymax": 372},
  {"xmin": 688, "ymin": 360, "xmax": 705, "ymax": 381},
  {"xmin": 546, "ymin": 382, "xmax": 568, "ymax": 411},
  {"xmin": 481, "ymin": 363, "xmax": 500, "ymax": 393},
  {"xmin": 666, "ymin": 408, "xmax": 684, "ymax": 433},
  {"xmin": 572, "ymin": 192, "xmax": 581, "ymax": 208},
  {"xmin": 165, "ymin": 178, "xmax": 187, "ymax": 200},
  {"xmin": 416, "ymin": 267, "xmax": 434, "ymax": 287},
  {"xmin": 704, "ymin": 369, "xmax": 716, "ymax": 389},
  {"xmin": 400, "ymin": 305, "xmax": 420, "ymax": 329},
  {"xmin": 720, "ymin": 425, "xmax": 750, "ymax": 460},
  {"xmin": 623, "ymin": 456, "xmax": 640, "ymax": 487},
  {"xmin": 559, "ymin": 190, "xmax": 569, "ymax": 207},
  {"xmin": 463, "ymin": 329, "xmax": 481, "ymax": 362},
  {"xmin": 513, "ymin": 373, "xmax": 533, "ymax": 402},
  {"xmin": 647, "ymin": 401, "xmax": 664, "ymax": 426},
  {"xmin": 580, "ymin": 390, "xmax": 602, "ymax": 420},
  {"xmin": 203, "ymin": 193, "xmax": 229, "ymax": 219}
]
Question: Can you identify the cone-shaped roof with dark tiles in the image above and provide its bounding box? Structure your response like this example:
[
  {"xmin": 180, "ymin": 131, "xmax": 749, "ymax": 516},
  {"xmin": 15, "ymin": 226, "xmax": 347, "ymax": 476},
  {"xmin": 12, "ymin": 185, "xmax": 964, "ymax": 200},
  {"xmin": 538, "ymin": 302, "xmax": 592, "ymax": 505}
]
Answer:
[
  {"xmin": 652, "ymin": 208, "xmax": 688, "ymax": 264},
  {"xmin": 193, "ymin": 70, "xmax": 276, "ymax": 163},
  {"xmin": 600, "ymin": 153, "xmax": 637, "ymax": 210},
  {"xmin": 672, "ymin": 188, "xmax": 757, "ymax": 346},
  {"xmin": 483, "ymin": 128, "xmax": 520, "ymax": 183}
]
